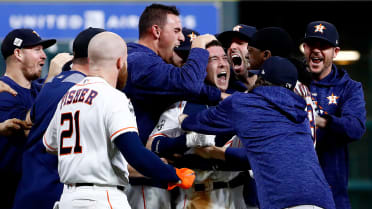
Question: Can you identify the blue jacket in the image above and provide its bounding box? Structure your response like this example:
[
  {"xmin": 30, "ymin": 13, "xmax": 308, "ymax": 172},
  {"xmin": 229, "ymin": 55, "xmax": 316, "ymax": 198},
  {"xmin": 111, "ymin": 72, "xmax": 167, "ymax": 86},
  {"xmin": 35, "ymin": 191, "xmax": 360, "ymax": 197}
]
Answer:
[
  {"xmin": 0, "ymin": 76, "xmax": 41, "ymax": 209},
  {"xmin": 12, "ymin": 71, "xmax": 86, "ymax": 209},
  {"xmin": 182, "ymin": 86, "xmax": 336, "ymax": 209},
  {"xmin": 124, "ymin": 43, "xmax": 221, "ymax": 144},
  {"xmin": 310, "ymin": 65, "xmax": 366, "ymax": 209}
]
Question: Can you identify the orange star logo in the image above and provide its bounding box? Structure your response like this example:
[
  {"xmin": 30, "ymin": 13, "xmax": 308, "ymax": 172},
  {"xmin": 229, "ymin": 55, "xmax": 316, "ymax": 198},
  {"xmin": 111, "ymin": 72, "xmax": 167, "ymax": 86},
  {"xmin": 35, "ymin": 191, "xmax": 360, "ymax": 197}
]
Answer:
[
  {"xmin": 326, "ymin": 93, "xmax": 339, "ymax": 105},
  {"xmin": 314, "ymin": 24, "xmax": 326, "ymax": 33},
  {"xmin": 233, "ymin": 25, "xmax": 242, "ymax": 32},
  {"xmin": 188, "ymin": 32, "xmax": 197, "ymax": 42}
]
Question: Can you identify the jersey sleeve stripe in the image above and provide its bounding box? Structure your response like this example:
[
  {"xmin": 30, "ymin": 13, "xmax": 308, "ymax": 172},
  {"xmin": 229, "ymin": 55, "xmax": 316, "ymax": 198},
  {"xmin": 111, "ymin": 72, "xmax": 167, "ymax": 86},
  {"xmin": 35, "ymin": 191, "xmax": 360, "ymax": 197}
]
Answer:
[
  {"xmin": 148, "ymin": 133, "xmax": 169, "ymax": 140},
  {"xmin": 43, "ymin": 135, "xmax": 57, "ymax": 152},
  {"xmin": 110, "ymin": 127, "xmax": 138, "ymax": 140}
]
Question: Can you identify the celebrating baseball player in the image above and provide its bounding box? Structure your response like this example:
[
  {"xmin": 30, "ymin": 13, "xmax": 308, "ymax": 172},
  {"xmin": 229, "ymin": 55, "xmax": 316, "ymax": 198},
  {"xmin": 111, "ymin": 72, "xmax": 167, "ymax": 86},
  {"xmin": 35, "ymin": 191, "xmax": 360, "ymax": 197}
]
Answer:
[
  {"xmin": 180, "ymin": 56, "xmax": 336, "ymax": 209},
  {"xmin": 43, "ymin": 31, "xmax": 195, "ymax": 209}
]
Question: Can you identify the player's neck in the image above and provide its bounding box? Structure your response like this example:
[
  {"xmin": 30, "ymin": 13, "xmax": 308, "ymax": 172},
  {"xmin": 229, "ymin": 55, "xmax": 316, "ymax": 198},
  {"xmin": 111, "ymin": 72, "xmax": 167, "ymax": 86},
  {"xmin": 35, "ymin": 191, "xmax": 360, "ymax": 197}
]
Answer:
[
  {"xmin": 4, "ymin": 66, "xmax": 32, "ymax": 89},
  {"xmin": 139, "ymin": 37, "xmax": 159, "ymax": 55}
]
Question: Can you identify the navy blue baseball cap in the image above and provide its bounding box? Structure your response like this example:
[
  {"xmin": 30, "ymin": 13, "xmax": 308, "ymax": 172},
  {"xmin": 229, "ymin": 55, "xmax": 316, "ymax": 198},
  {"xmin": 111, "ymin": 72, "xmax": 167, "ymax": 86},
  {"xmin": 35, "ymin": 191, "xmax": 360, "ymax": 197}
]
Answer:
[
  {"xmin": 249, "ymin": 27, "xmax": 294, "ymax": 58},
  {"xmin": 1, "ymin": 28, "xmax": 56, "ymax": 59},
  {"xmin": 174, "ymin": 28, "xmax": 199, "ymax": 52},
  {"xmin": 250, "ymin": 56, "xmax": 298, "ymax": 90},
  {"xmin": 73, "ymin": 27, "xmax": 106, "ymax": 59},
  {"xmin": 303, "ymin": 21, "xmax": 339, "ymax": 47},
  {"xmin": 217, "ymin": 24, "xmax": 257, "ymax": 48}
]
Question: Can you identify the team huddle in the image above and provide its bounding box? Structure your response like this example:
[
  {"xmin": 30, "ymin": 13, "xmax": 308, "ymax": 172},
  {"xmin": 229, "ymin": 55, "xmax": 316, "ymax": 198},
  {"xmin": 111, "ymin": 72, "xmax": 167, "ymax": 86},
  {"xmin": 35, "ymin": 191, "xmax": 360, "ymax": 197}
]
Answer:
[{"xmin": 0, "ymin": 3, "xmax": 366, "ymax": 209}]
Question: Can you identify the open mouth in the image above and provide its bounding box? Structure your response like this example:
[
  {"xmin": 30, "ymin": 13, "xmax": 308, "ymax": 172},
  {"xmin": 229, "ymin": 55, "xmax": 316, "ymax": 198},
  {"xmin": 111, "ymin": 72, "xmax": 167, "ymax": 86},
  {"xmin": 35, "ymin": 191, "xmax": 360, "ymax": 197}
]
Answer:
[
  {"xmin": 231, "ymin": 54, "xmax": 242, "ymax": 66},
  {"xmin": 310, "ymin": 56, "xmax": 323, "ymax": 64},
  {"xmin": 217, "ymin": 71, "xmax": 227, "ymax": 79}
]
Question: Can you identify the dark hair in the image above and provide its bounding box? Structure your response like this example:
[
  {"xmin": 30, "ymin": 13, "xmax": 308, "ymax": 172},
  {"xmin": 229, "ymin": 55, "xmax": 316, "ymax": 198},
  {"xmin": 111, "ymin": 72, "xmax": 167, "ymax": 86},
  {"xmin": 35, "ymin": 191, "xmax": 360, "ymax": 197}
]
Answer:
[
  {"xmin": 139, "ymin": 3, "xmax": 179, "ymax": 38},
  {"xmin": 250, "ymin": 76, "xmax": 274, "ymax": 91},
  {"xmin": 206, "ymin": 40, "xmax": 223, "ymax": 49}
]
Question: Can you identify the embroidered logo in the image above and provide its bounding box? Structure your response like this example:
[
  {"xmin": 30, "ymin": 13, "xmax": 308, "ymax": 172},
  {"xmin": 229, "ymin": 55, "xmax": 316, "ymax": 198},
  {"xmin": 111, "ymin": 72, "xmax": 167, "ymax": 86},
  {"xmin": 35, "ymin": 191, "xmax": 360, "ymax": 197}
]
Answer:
[
  {"xmin": 326, "ymin": 93, "xmax": 339, "ymax": 105},
  {"xmin": 188, "ymin": 32, "xmax": 197, "ymax": 42},
  {"xmin": 13, "ymin": 38, "xmax": 23, "ymax": 47},
  {"xmin": 314, "ymin": 24, "xmax": 326, "ymax": 33}
]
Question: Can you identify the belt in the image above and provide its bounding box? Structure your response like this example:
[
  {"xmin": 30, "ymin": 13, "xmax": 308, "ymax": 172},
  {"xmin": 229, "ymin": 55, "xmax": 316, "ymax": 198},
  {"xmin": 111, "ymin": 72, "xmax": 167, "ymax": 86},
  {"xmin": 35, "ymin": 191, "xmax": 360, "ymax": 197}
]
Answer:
[
  {"xmin": 193, "ymin": 173, "xmax": 246, "ymax": 192},
  {"xmin": 73, "ymin": 183, "xmax": 125, "ymax": 191}
]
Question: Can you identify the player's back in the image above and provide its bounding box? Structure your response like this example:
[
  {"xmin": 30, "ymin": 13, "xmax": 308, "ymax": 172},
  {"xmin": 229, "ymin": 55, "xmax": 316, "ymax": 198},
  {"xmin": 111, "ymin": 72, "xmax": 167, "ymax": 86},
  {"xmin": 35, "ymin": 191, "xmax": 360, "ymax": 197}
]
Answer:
[{"xmin": 47, "ymin": 76, "xmax": 135, "ymax": 187}]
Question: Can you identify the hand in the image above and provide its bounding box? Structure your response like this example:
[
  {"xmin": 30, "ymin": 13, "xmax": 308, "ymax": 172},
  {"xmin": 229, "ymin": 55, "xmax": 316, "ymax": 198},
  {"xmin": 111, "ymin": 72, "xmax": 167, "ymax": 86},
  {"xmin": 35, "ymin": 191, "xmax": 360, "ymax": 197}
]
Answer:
[
  {"xmin": 315, "ymin": 115, "xmax": 327, "ymax": 128},
  {"xmin": 0, "ymin": 80, "xmax": 17, "ymax": 96},
  {"xmin": 178, "ymin": 114, "xmax": 188, "ymax": 125},
  {"xmin": 0, "ymin": 118, "xmax": 31, "ymax": 136},
  {"xmin": 191, "ymin": 34, "xmax": 217, "ymax": 49},
  {"xmin": 45, "ymin": 53, "xmax": 73, "ymax": 83},
  {"xmin": 186, "ymin": 132, "xmax": 215, "ymax": 147},
  {"xmin": 168, "ymin": 168, "xmax": 195, "ymax": 190}
]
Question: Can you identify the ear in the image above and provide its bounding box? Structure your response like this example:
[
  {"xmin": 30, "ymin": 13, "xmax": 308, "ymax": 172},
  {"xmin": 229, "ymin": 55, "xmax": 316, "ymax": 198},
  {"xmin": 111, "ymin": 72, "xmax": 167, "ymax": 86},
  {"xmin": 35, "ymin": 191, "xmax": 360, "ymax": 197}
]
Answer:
[
  {"xmin": 262, "ymin": 50, "xmax": 271, "ymax": 61},
  {"xmin": 14, "ymin": 48, "xmax": 22, "ymax": 60},
  {"xmin": 151, "ymin": 25, "xmax": 161, "ymax": 39},
  {"xmin": 116, "ymin": 57, "xmax": 123, "ymax": 71},
  {"xmin": 333, "ymin": 47, "xmax": 340, "ymax": 59}
]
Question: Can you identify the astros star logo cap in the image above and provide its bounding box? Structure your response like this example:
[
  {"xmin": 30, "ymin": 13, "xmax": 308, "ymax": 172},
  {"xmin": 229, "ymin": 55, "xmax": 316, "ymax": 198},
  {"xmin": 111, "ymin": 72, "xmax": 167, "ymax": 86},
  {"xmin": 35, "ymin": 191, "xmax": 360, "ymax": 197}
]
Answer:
[{"xmin": 314, "ymin": 24, "xmax": 326, "ymax": 33}]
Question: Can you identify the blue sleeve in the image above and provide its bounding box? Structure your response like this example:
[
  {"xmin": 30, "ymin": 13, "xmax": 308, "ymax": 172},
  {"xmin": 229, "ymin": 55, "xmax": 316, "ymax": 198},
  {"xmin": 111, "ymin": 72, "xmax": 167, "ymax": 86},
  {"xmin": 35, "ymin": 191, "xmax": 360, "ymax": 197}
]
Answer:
[
  {"xmin": 225, "ymin": 147, "xmax": 251, "ymax": 170},
  {"xmin": 186, "ymin": 84, "xmax": 222, "ymax": 105},
  {"xmin": 128, "ymin": 48, "xmax": 210, "ymax": 97},
  {"xmin": 181, "ymin": 96, "xmax": 235, "ymax": 135},
  {"xmin": 114, "ymin": 132, "xmax": 180, "ymax": 183},
  {"xmin": 326, "ymin": 82, "xmax": 366, "ymax": 142},
  {"xmin": 151, "ymin": 134, "xmax": 188, "ymax": 155}
]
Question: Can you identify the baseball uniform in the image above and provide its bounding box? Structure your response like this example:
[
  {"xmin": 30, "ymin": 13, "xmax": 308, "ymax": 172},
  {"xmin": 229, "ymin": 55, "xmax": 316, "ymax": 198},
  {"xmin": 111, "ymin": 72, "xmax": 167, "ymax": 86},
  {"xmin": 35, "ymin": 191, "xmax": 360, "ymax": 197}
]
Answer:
[
  {"xmin": 141, "ymin": 101, "xmax": 246, "ymax": 209},
  {"xmin": 43, "ymin": 77, "xmax": 137, "ymax": 209}
]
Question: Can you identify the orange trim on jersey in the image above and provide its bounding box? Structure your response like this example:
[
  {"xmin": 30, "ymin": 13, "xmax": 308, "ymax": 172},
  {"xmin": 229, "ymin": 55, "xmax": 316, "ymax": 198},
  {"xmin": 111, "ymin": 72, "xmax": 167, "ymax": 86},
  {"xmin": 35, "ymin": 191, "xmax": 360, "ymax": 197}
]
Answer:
[
  {"xmin": 75, "ymin": 81, "xmax": 105, "ymax": 86},
  {"xmin": 148, "ymin": 133, "xmax": 169, "ymax": 140},
  {"xmin": 110, "ymin": 127, "xmax": 138, "ymax": 139},
  {"xmin": 106, "ymin": 190, "xmax": 113, "ymax": 209},
  {"xmin": 43, "ymin": 135, "xmax": 57, "ymax": 151}
]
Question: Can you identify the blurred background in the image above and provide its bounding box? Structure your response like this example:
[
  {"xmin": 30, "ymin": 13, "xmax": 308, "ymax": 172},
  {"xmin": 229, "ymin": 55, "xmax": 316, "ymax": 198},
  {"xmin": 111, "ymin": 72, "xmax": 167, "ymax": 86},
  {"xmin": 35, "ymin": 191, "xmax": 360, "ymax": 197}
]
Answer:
[{"xmin": 0, "ymin": 0, "xmax": 370, "ymax": 208}]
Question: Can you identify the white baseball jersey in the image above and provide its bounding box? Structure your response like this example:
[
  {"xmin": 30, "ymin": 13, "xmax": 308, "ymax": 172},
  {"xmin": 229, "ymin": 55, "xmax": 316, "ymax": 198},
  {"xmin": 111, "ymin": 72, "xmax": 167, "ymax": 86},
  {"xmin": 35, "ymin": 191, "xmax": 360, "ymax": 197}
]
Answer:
[
  {"xmin": 149, "ymin": 101, "xmax": 246, "ymax": 209},
  {"xmin": 43, "ymin": 76, "xmax": 138, "ymax": 187},
  {"xmin": 294, "ymin": 81, "xmax": 317, "ymax": 146}
]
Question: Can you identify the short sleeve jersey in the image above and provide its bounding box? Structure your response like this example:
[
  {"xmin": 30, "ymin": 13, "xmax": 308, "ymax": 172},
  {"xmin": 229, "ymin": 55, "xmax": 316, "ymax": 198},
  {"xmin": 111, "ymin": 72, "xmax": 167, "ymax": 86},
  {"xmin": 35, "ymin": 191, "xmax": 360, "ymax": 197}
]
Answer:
[{"xmin": 43, "ymin": 77, "xmax": 138, "ymax": 186}]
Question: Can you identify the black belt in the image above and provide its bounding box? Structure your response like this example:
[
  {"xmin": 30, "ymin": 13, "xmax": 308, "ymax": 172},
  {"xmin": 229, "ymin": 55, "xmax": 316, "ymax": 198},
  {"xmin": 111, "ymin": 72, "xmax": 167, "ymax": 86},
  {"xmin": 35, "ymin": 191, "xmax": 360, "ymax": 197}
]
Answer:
[
  {"xmin": 74, "ymin": 183, "xmax": 125, "ymax": 191},
  {"xmin": 193, "ymin": 173, "xmax": 246, "ymax": 192}
]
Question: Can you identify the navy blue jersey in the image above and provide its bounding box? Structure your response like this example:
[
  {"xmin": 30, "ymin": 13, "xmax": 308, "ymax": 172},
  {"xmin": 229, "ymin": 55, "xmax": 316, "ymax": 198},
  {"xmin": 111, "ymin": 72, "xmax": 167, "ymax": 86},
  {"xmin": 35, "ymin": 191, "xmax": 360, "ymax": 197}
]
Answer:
[
  {"xmin": 0, "ymin": 76, "xmax": 41, "ymax": 209},
  {"xmin": 123, "ymin": 43, "xmax": 221, "ymax": 144},
  {"xmin": 12, "ymin": 71, "xmax": 85, "ymax": 209},
  {"xmin": 182, "ymin": 86, "xmax": 336, "ymax": 209},
  {"xmin": 310, "ymin": 65, "xmax": 366, "ymax": 209}
]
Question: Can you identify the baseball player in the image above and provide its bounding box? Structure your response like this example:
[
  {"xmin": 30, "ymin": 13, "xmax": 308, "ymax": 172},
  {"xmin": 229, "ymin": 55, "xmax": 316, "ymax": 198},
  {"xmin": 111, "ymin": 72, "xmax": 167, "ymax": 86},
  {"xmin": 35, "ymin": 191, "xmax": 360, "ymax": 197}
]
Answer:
[
  {"xmin": 43, "ymin": 31, "xmax": 195, "ymax": 209},
  {"xmin": 217, "ymin": 24, "xmax": 257, "ymax": 92},
  {"xmin": 12, "ymin": 27, "xmax": 105, "ymax": 209},
  {"xmin": 144, "ymin": 40, "xmax": 247, "ymax": 209},
  {"xmin": 302, "ymin": 21, "xmax": 366, "ymax": 209},
  {"xmin": 124, "ymin": 4, "xmax": 227, "ymax": 208},
  {"xmin": 0, "ymin": 28, "xmax": 56, "ymax": 209},
  {"xmin": 247, "ymin": 26, "xmax": 317, "ymax": 144},
  {"xmin": 181, "ymin": 56, "xmax": 336, "ymax": 209}
]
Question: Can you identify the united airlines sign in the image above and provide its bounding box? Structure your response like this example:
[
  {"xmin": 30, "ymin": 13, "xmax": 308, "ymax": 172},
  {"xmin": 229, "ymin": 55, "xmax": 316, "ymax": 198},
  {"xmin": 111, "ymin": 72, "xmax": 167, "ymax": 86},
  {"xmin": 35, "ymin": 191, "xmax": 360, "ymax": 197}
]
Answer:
[{"xmin": 0, "ymin": 2, "xmax": 219, "ymax": 40}]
